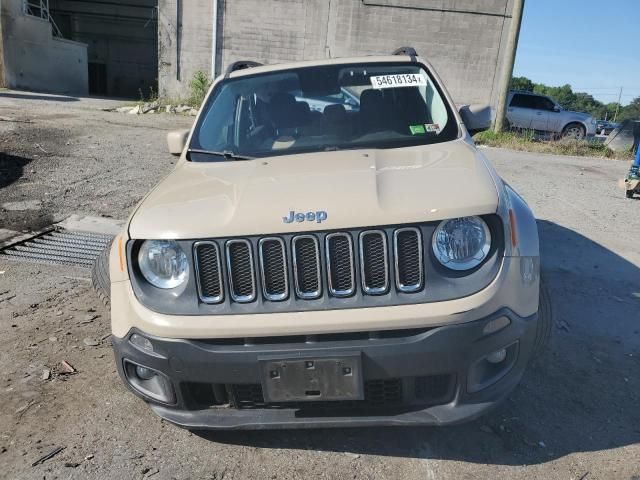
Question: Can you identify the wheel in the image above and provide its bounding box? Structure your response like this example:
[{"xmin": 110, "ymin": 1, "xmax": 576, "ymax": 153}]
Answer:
[
  {"xmin": 627, "ymin": 190, "xmax": 635, "ymax": 199},
  {"xmin": 92, "ymin": 242, "xmax": 111, "ymax": 306},
  {"xmin": 532, "ymin": 277, "xmax": 552, "ymax": 356},
  {"xmin": 561, "ymin": 123, "xmax": 586, "ymax": 140}
]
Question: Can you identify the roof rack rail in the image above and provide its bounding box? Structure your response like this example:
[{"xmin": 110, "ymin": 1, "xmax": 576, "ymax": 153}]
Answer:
[
  {"xmin": 392, "ymin": 46, "xmax": 418, "ymax": 60},
  {"xmin": 225, "ymin": 60, "xmax": 263, "ymax": 78}
]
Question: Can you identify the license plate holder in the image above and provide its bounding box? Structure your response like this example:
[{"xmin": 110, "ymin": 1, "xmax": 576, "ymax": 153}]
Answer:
[{"xmin": 258, "ymin": 353, "xmax": 364, "ymax": 403}]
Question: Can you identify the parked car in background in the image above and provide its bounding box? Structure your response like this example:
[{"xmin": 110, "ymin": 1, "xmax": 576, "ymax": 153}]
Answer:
[
  {"xmin": 595, "ymin": 120, "xmax": 619, "ymax": 136},
  {"xmin": 506, "ymin": 90, "xmax": 597, "ymax": 140}
]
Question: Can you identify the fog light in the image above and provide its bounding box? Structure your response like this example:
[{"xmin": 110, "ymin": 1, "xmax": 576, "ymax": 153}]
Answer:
[
  {"xmin": 130, "ymin": 333, "xmax": 154, "ymax": 353},
  {"xmin": 123, "ymin": 360, "xmax": 176, "ymax": 405},
  {"xmin": 135, "ymin": 365, "xmax": 156, "ymax": 380},
  {"xmin": 486, "ymin": 348, "xmax": 507, "ymax": 364}
]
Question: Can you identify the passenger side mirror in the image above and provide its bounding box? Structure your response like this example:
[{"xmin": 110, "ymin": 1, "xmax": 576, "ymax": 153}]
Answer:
[
  {"xmin": 167, "ymin": 129, "xmax": 190, "ymax": 156},
  {"xmin": 458, "ymin": 104, "xmax": 492, "ymax": 135}
]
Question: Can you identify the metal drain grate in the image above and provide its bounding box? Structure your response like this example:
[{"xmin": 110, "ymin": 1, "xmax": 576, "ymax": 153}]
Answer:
[{"xmin": 0, "ymin": 229, "xmax": 113, "ymax": 268}]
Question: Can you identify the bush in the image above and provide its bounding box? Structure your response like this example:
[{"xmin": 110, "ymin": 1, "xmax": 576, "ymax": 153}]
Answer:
[
  {"xmin": 473, "ymin": 129, "xmax": 632, "ymax": 161},
  {"xmin": 189, "ymin": 71, "xmax": 212, "ymax": 107}
]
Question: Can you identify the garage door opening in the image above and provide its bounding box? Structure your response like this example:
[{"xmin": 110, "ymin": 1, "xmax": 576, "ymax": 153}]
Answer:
[{"xmin": 49, "ymin": 0, "xmax": 158, "ymax": 98}]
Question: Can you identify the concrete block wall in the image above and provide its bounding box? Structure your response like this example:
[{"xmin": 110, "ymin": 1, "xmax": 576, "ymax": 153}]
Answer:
[
  {"xmin": 158, "ymin": 0, "xmax": 513, "ymax": 107},
  {"xmin": 158, "ymin": 0, "xmax": 218, "ymax": 100},
  {"xmin": 0, "ymin": 0, "xmax": 88, "ymax": 95}
]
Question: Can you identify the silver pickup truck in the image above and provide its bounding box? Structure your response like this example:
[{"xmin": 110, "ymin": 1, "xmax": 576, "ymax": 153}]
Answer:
[{"xmin": 507, "ymin": 90, "xmax": 597, "ymax": 139}]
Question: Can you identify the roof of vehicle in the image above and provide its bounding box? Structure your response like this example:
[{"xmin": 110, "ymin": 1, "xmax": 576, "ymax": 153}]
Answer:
[
  {"xmin": 227, "ymin": 54, "xmax": 420, "ymax": 79},
  {"xmin": 508, "ymin": 89, "xmax": 544, "ymax": 96}
]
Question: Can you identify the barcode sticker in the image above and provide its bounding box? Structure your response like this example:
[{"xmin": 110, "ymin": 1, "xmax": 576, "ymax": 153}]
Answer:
[{"xmin": 370, "ymin": 73, "xmax": 427, "ymax": 89}]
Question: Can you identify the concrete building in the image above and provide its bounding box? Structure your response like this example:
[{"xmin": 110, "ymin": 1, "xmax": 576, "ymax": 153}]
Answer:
[
  {"xmin": 0, "ymin": 0, "xmax": 158, "ymax": 97},
  {"xmin": 158, "ymin": 0, "xmax": 516, "ymax": 108},
  {"xmin": 0, "ymin": 0, "xmax": 89, "ymax": 95},
  {"xmin": 49, "ymin": 0, "xmax": 158, "ymax": 97}
]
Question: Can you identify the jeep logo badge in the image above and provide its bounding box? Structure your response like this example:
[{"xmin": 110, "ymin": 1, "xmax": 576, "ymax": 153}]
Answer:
[{"xmin": 283, "ymin": 210, "xmax": 328, "ymax": 224}]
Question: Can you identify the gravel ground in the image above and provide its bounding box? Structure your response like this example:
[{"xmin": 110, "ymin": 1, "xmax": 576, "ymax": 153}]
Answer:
[{"xmin": 0, "ymin": 90, "xmax": 639, "ymax": 480}]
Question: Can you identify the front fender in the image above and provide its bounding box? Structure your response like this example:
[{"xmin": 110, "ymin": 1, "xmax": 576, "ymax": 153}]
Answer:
[{"xmin": 498, "ymin": 184, "xmax": 539, "ymax": 258}]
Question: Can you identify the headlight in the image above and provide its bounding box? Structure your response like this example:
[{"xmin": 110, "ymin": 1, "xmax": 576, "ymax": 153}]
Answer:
[
  {"xmin": 138, "ymin": 240, "xmax": 189, "ymax": 289},
  {"xmin": 432, "ymin": 216, "xmax": 491, "ymax": 270}
]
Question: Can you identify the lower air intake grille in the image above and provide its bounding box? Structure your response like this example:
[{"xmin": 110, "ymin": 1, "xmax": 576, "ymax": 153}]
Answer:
[
  {"xmin": 194, "ymin": 242, "xmax": 223, "ymax": 303},
  {"xmin": 228, "ymin": 375, "xmax": 454, "ymax": 410},
  {"xmin": 225, "ymin": 240, "xmax": 256, "ymax": 303},
  {"xmin": 292, "ymin": 235, "xmax": 321, "ymax": 299}
]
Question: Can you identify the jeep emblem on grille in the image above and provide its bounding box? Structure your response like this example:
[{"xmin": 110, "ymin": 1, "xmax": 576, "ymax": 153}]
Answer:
[{"xmin": 283, "ymin": 210, "xmax": 328, "ymax": 224}]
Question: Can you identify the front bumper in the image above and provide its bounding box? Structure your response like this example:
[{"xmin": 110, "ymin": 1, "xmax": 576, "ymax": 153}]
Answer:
[{"xmin": 112, "ymin": 308, "xmax": 537, "ymax": 429}]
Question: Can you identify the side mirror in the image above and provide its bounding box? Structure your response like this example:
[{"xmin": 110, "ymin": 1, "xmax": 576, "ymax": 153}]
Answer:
[
  {"xmin": 553, "ymin": 105, "xmax": 561, "ymax": 112},
  {"xmin": 167, "ymin": 129, "xmax": 190, "ymax": 156},
  {"xmin": 458, "ymin": 104, "xmax": 492, "ymax": 135}
]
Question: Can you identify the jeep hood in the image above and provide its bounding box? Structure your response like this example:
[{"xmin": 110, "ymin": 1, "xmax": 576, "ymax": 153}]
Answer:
[{"xmin": 128, "ymin": 140, "xmax": 499, "ymax": 239}]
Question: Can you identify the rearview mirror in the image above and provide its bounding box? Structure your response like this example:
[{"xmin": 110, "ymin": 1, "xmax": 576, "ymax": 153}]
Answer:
[
  {"xmin": 167, "ymin": 129, "xmax": 190, "ymax": 156},
  {"xmin": 458, "ymin": 104, "xmax": 492, "ymax": 135}
]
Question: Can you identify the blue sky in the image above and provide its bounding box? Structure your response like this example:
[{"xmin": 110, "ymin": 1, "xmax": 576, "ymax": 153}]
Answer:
[{"xmin": 513, "ymin": 0, "xmax": 639, "ymax": 106}]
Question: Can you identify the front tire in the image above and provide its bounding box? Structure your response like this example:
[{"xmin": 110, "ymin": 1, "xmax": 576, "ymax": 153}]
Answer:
[
  {"xmin": 627, "ymin": 189, "xmax": 635, "ymax": 199},
  {"xmin": 561, "ymin": 123, "xmax": 586, "ymax": 140}
]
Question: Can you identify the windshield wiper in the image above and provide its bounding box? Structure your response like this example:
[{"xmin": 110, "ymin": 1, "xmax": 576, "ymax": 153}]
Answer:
[{"xmin": 188, "ymin": 148, "xmax": 254, "ymax": 161}]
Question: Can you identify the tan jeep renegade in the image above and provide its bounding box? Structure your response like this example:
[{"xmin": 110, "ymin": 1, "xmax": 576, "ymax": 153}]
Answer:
[{"xmin": 93, "ymin": 48, "xmax": 551, "ymax": 429}]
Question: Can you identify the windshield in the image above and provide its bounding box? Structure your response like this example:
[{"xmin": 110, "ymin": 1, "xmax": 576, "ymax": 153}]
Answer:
[{"xmin": 190, "ymin": 62, "xmax": 458, "ymax": 160}]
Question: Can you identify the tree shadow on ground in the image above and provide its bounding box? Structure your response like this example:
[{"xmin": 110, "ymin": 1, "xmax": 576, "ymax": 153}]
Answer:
[
  {"xmin": 195, "ymin": 220, "xmax": 640, "ymax": 466},
  {"xmin": 0, "ymin": 153, "xmax": 32, "ymax": 189}
]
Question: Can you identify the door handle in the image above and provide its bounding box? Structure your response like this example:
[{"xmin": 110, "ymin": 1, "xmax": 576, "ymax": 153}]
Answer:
[{"xmin": 536, "ymin": 112, "xmax": 543, "ymax": 115}]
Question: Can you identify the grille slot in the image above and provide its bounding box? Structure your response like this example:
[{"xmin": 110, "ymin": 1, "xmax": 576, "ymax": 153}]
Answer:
[
  {"xmin": 194, "ymin": 241, "xmax": 224, "ymax": 303},
  {"xmin": 359, "ymin": 230, "xmax": 389, "ymax": 295},
  {"xmin": 394, "ymin": 227, "xmax": 424, "ymax": 292},
  {"xmin": 325, "ymin": 233, "xmax": 355, "ymax": 297},
  {"xmin": 259, "ymin": 237, "xmax": 289, "ymax": 301},
  {"xmin": 225, "ymin": 239, "xmax": 256, "ymax": 303},
  {"xmin": 292, "ymin": 235, "xmax": 322, "ymax": 299}
]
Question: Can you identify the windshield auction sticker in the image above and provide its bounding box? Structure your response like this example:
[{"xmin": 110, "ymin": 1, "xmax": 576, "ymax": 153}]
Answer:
[{"xmin": 370, "ymin": 73, "xmax": 427, "ymax": 89}]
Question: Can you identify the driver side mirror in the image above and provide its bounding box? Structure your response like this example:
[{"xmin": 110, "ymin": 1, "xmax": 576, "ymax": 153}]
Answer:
[
  {"xmin": 458, "ymin": 104, "xmax": 492, "ymax": 135},
  {"xmin": 167, "ymin": 129, "xmax": 190, "ymax": 156},
  {"xmin": 553, "ymin": 105, "xmax": 561, "ymax": 112}
]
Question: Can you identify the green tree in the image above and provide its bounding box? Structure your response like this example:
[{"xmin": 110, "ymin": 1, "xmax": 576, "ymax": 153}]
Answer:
[
  {"xmin": 617, "ymin": 97, "xmax": 640, "ymax": 122},
  {"xmin": 510, "ymin": 76, "xmax": 534, "ymax": 91}
]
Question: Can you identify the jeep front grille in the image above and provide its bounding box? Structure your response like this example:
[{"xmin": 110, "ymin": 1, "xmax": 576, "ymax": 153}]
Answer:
[
  {"xmin": 394, "ymin": 228, "xmax": 423, "ymax": 292},
  {"xmin": 194, "ymin": 226, "xmax": 427, "ymax": 305},
  {"xmin": 292, "ymin": 235, "xmax": 322, "ymax": 299},
  {"xmin": 225, "ymin": 239, "xmax": 256, "ymax": 303},
  {"xmin": 359, "ymin": 230, "xmax": 389, "ymax": 295},
  {"xmin": 259, "ymin": 237, "xmax": 288, "ymax": 301},
  {"xmin": 194, "ymin": 242, "xmax": 224, "ymax": 303},
  {"xmin": 325, "ymin": 233, "xmax": 355, "ymax": 297}
]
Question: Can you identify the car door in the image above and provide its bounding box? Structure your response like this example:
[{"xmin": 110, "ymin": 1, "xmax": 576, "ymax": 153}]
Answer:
[
  {"xmin": 530, "ymin": 96, "xmax": 555, "ymax": 132},
  {"xmin": 507, "ymin": 94, "xmax": 535, "ymax": 129},
  {"xmin": 542, "ymin": 97, "xmax": 562, "ymax": 132}
]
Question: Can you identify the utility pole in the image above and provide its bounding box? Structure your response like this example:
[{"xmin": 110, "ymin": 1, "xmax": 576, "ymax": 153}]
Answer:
[
  {"xmin": 494, "ymin": 0, "xmax": 525, "ymax": 133},
  {"xmin": 613, "ymin": 87, "xmax": 623, "ymax": 122}
]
